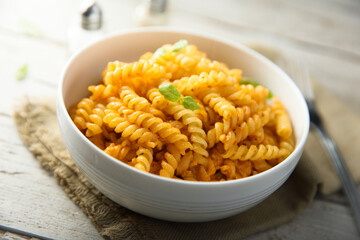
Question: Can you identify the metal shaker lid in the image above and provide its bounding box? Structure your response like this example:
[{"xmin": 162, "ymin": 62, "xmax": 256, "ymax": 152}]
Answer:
[
  {"xmin": 81, "ymin": 0, "xmax": 102, "ymax": 30},
  {"xmin": 148, "ymin": 0, "xmax": 167, "ymax": 14}
]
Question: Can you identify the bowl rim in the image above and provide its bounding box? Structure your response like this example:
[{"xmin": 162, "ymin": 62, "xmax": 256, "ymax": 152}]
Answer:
[{"xmin": 58, "ymin": 26, "xmax": 310, "ymax": 187}]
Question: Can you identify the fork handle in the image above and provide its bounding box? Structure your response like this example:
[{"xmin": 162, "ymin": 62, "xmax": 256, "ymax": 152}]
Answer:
[{"xmin": 311, "ymin": 122, "xmax": 360, "ymax": 232}]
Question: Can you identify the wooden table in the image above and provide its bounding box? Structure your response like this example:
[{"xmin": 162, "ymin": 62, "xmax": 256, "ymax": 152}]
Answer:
[{"xmin": 1, "ymin": 0, "xmax": 359, "ymax": 239}]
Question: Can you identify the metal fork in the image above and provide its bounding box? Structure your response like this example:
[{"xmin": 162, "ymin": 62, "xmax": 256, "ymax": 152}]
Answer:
[{"xmin": 278, "ymin": 57, "xmax": 360, "ymax": 233}]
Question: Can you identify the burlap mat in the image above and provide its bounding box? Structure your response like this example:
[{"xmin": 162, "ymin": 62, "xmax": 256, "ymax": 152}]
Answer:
[{"xmin": 13, "ymin": 47, "xmax": 360, "ymax": 239}]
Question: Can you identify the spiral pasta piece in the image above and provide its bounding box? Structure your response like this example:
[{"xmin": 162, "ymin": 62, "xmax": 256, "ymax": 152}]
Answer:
[
  {"xmin": 166, "ymin": 102, "xmax": 208, "ymax": 157},
  {"xmin": 272, "ymin": 97, "xmax": 293, "ymax": 138},
  {"xmin": 119, "ymin": 86, "xmax": 151, "ymax": 112},
  {"xmin": 159, "ymin": 144, "xmax": 181, "ymax": 178},
  {"xmin": 213, "ymin": 85, "xmax": 252, "ymax": 107},
  {"xmin": 71, "ymin": 98, "xmax": 106, "ymax": 137},
  {"xmin": 207, "ymin": 122, "xmax": 226, "ymax": 148},
  {"xmin": 225, "ymin": 144, "xmax": 283, "ymax": 161},
  {"xmin": 199, "ymin": 90, "xmax": 236, "ymax": 121},
  {"xmin": 194, "ymin": 56, "xmax": 231, "ymax": 76},
  {"xmin": 88, "ymin": 84, "xmax": 117, "ymax": 101},
  {"xmin": 85, "ymin": 104, "xmax": 106, "ymax": 137},
  {"xmin": 132, "ymin": 113, "xmax": 188, "ymax": 143},
  {"xmin": 71, "ymin": 98, "xmax": 94, "ymax": 130},
  {"xmin": 103, "ymin": 110, "xmax": 160, "ymax": 148},
  {"xmin": 147, "ymin": 88, "xmax": 168, "ymax": 110},
  {"xmin": 132, "ymin": 147, "xmax": 153, "ymax": 172},
  {"xmin": 173, "ymin": 70, "xmax": 234, "ymax": 97},
  {"xmin": 278, "ymin": 136, "xmax": 296, "ymax": 162},
  {"xmin": 104, "ymin": 142, "xmax": 131, "ymax": 161}
]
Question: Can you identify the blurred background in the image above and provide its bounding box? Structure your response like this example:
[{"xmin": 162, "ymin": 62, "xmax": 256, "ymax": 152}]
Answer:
[{"xmin": 0, "ymin": 0, "xmax": 359, "ymax": 113}]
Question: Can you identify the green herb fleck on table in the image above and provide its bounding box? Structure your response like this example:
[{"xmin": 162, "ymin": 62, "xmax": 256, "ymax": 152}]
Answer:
[{"xmin": 16, "ymin": 64, "xmax": 28, "ymax": 81}]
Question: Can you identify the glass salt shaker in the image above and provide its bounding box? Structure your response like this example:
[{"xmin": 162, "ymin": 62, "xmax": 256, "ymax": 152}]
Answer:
[{"xmin": 68, "ymin": 0, "xmax": 104, "ymax": 54}]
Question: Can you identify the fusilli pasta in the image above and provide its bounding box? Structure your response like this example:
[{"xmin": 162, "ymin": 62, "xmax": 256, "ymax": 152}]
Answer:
[{"xmin": 70, "ymin": 40, "xmax": 295, "ymax": 181}]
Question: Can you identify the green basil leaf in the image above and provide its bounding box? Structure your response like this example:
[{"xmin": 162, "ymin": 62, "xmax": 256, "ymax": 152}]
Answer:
[
  {"xmin": 159, "ymin": 83, "xmax": 181, "ymax": 102},
  {"xmin": 154, "ymin": 47, "xmax": 168, "ymax": 57},
  {"xmin": 182, "ymin": 96, "xmax": 200, "ymax": 110},
  {"xmin": 239, "ymin": 78, "xmax": 260, "ymax": 87},
  {"xmin": 16, "ymin": 64, "xmax": 28, "ymax": 80},
  {"xmin": 172, "ymin": 40, "xmax": 188, "ymax": 52},
  {"xmin": 267, "ymin": 91, "xmax": 274, "ymax": 99}
]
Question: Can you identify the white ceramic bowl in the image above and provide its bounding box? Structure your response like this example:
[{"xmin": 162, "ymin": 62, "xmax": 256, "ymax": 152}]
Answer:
[{"xmin": 57, "ymin": 27, "xmax": 309, "ymax": 222}]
